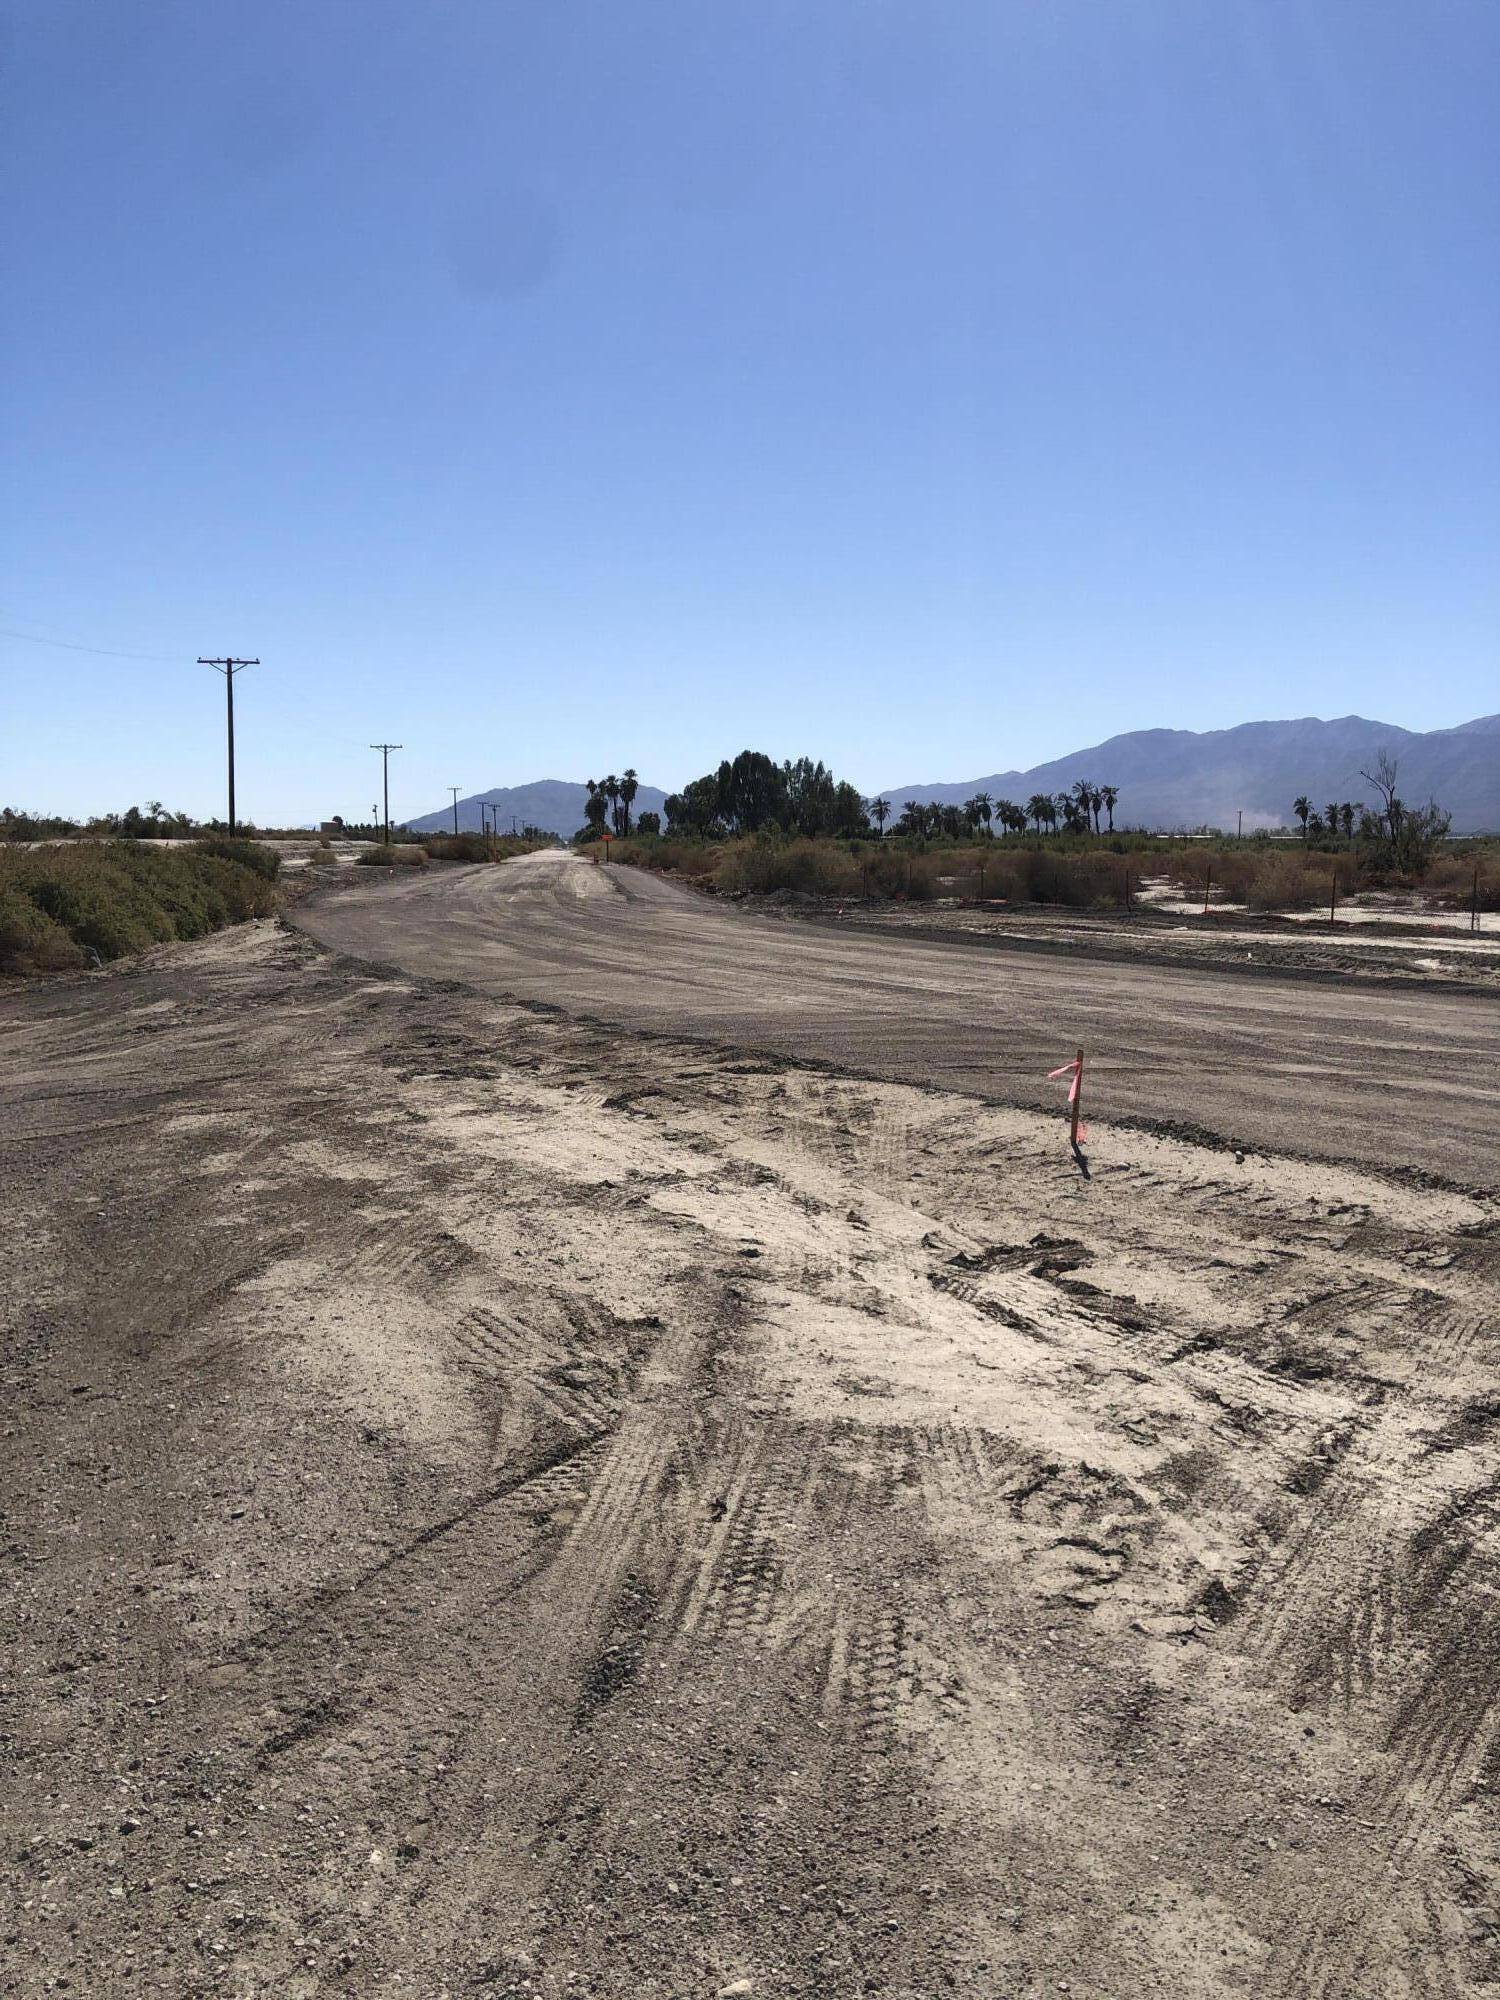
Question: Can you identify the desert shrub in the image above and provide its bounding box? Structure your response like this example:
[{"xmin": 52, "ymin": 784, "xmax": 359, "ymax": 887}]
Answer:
[
  {"xmin": 356, "ymin": 843, "xmax": 428, "ymax": 867},
  {"xmin": 1245, "ymin": 854, "xmax": 1326, "ymax": 911},
  {"xmin": 0, "ymin": 842, "xmax": 276, "ymax": 972},
  {"xmin": 915, "ymin": 845, "xmax": 1131, "ymax": 908},
  {"xmin": 611, "ymin": 834, "xmax": 1151, "ymax": 907},
  {"xmin": 306, "ymin": 845, "xmax": 341, "ymax": 869},
  {"xmin": 0, "ymin": 885, "xmax": 85, "ymax": 972},
  {"xmin": 423, "ymin": 833, "xmax": 546, "ymax": 864},
  {"xmin": 607, "ymin": 836, "xmax": 723, "ymax": 883},
  {"xmin": 1169, "ymin": 850, "xmax": 1261, "ymax": 902},
  {"xmin": 717, "ymin": 837, "xmax": 867, "ymax": 897},
  {"xmin": 1423, "ymin": 849, "xmax": 1500, "ymax": 912},
  {"xmin": 1169, "ymin": 846, "xmax": 1359, "ymax": 909},
  {"xmin": 193, "ymin": 836, "xmax": 281, "ymax": 881}
]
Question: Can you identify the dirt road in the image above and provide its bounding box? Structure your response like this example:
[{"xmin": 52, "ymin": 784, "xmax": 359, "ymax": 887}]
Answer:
[
  {"xmin": 294, "ymin": 851, "xmax": 1500, "ymax": 1188},
  {"xmin": 4, "ymin": 901, "xmax": 1500, "ymax": 1997}
]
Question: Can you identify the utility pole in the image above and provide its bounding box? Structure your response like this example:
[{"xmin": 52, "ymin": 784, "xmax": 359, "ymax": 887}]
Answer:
[
  {"xmin": 449, "ymin": 786, "xmax": 461, "ymax": 837},
  {"xmin": 371, "ymin": 744, "xmax": 402, "ymax": 845},
  {"xmin": 198, "ymin": 657, "xmax": 259, "ymax": 832}
]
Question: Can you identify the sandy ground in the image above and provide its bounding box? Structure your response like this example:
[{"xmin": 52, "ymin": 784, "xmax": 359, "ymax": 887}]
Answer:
[
  {"xmin": 825, "ymin": 898, "xmax": 1500, "ymax": 985},
  {"xmin": 4, "ymin": 904, "xmax": 1500, "ymax": 1999},
  {"xmin": 294, "ymin": 853, "xmax": 1500, "ymax": 1183}
]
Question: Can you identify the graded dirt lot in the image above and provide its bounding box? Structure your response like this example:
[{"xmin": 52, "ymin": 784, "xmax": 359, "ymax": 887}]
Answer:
[
  {"xmin": 296, "ymin": 851, "xmax": 1500, "ymax": 1182},
  {"xmin": 3, "ymin": 865, "xmax": 1499, "ymax": 1999}
]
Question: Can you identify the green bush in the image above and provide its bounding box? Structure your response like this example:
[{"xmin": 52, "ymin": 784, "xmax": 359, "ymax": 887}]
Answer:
[
  {"xmin": 193, "ymin": 836, "xmax": 281, "ymax": 881},
  {"xmin": 423, "ymin": 833, "xmax": 547, "ymax": 864},
  {"xmin": 0, "ymin": 885, "xmax": 84, "ymax": 972},
  {"xmin": 356, "ymin": 844, "xmax": 428, "ymax": 867},
  {"xmin": 0, "ymin": 842, "xmax": 277, "ymax": 974}
]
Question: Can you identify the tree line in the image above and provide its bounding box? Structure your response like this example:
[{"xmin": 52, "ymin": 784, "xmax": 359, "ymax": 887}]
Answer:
[
  {"xmin": 1291, "ymin": 752, "xmax": 1450, "ymax": 870},
  {"xmin": 886, "ymin": 779, "xmax": 1120, "ymax": 840},
  {"xmin": 577, "ymin": 752, "xmax": 1125, "ymax": 843}
]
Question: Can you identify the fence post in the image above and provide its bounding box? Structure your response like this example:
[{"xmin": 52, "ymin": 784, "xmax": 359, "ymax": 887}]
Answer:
[{"xmin": 1330, "ymin": 871, "xmax": 1337, "ymax": 925}]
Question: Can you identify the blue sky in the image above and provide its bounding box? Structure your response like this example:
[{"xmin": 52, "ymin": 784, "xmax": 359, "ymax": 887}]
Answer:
[{"xmin": 3, "ymin": 0, "xmax": 1496, "ymax": 824}]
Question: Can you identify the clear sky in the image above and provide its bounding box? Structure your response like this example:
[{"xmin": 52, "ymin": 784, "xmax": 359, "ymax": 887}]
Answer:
[{"xmin": 3, "ymin": 1, "xmax": 1496, "ymax": 824}]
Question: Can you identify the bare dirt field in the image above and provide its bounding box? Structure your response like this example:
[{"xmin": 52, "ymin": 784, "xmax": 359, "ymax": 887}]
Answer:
[
  {"xmin": 296, "ymin": 852, "xmax": 1500, "ymax": 1182},
  {"xmin": 800, "ymin": 895, "xmax": 1500, "ymax": 991},
  {"xmin": 4, "ymin": 859, "xmax": 1499, "ymax": 1998}
]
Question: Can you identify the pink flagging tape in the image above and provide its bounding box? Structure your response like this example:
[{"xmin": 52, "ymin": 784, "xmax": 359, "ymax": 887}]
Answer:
[
  {"xmin": 1047, "ymin": 1056, "xmax": 1088, "ymax": 1141},
  {"xmin": 1047, "ymin": 1058, "xmax": 1080, "ymax": 1103}
]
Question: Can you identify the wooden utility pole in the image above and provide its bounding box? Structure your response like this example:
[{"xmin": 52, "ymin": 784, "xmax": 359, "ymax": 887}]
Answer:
[
  {"xmin": 449, "ymin": 786, "xmax": 461, "ymax": 837},
  {"xmin": 198, "ymin": 657, "xmax": 258, "ymax": 832},
  {"xmin": 371, "ymin": 744, "xmax": 402, "ymax": 844}
]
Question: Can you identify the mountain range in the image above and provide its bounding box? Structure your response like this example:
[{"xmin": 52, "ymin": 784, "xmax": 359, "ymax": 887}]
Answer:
[
  {"xmin": 884, "ymin": 713, "xmax": 1499, "ymax": 833},
  {"xmin": 404, "ymin": 715, "xmax": 1498, "ymax": 838}
]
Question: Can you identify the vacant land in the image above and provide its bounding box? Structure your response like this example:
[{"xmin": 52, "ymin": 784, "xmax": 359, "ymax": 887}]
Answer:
[
  {"xmin": 297, "ymin": 851, "xmax": 1500, "ymax": 1181},
  {"xmin": 795, "ymin": 895, "xmax": 1500, "ymax": 990},
  {"xmin": 3, "ymin": 863, "xmax": 1498, "ymax": 1998}
]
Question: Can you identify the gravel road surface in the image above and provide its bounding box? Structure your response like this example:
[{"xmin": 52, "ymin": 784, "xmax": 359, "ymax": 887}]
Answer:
[{"xmin": 295, "ymin": 850, "xmax": 1500, "ymax": 1187}]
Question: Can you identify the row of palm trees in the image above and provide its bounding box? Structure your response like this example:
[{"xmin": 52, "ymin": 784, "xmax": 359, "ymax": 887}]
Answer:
[
  {"xmin": 1292, "ymin": 796, "xmax": 1361, "ymax": 844},
  {"xmin": 867, "ymin": 780, "xmax": 1120, "ymax": 840}
]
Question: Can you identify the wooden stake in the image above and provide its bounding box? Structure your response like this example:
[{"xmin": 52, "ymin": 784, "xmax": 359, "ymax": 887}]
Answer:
[
  {"xmin": 1330, "ymin": 872, "xmax": 1337, "ymax": 924},
  {"xmin": 1070, "ymin": 1048, "xmax": 1083, "ymax": 1149},
  {"xmin": 1203, "ymin": 866, "xmax": 1212, "ymax": 917}
]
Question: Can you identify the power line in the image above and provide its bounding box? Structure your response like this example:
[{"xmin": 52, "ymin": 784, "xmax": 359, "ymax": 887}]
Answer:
[{"xmin": 0, "ymin": 623, "xmax": 187, "ymax": 663}]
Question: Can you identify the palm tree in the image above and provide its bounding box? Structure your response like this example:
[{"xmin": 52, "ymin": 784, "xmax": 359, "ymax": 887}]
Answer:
[
  {"xmin": 869, "ymin": 797, "xmax": 891, "ymax": 837},
  {"xmin": 620, "ymin": 768, "xmax": 639, "ymax": 836},
  {"xmin": 1026, "ymin": 792, "xmax": 1051, "ymax": 835},
  {"xmin": 603, "ymin": 774, "xmax": 621, "ymax": 834},
  {"xmin": 1054, "ymin": 790, "xmax": 1083, "ymax": 834},
  {"xmin": 1340, "ymin": 801, "xmax": 1355, "ymax": 842},
  {"xmin": 1325, "ymin": 802, "xmax": 1339, "ymax": 846},
  {"xmin": 1293, "ymin": 795, "xmax": 1311, "ymax": 841},
  {"xmin": 1100, "ymin": 784, "xmax": 1119, "ymax": 832},
  {"xmin": 966, "ymin": 791, "xmax": 993, "ymax": 836}
]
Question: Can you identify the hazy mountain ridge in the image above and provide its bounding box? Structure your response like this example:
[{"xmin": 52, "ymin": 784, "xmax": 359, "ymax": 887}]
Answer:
[
  {"xmin": 405, "ymin": 779, "xmax": 669, "ymax": 839},
  {"xmin": 884, "ymin": 713, "xmax": 1500, "ymax": 832}
]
